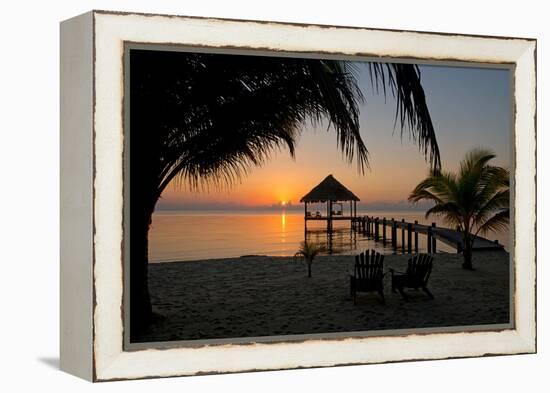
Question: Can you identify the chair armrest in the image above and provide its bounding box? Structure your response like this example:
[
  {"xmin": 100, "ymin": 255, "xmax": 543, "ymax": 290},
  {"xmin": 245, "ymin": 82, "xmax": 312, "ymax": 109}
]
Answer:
[{"xmin": 389, "ymin": 268, "xmax": 406, "ymax": 275}]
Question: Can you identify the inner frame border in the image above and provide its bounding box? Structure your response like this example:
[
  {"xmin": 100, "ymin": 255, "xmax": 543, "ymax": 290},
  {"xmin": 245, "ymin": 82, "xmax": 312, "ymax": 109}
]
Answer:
[{"xmin": 122, "ymin": 42, "xmax": 516, "ymax": 351}]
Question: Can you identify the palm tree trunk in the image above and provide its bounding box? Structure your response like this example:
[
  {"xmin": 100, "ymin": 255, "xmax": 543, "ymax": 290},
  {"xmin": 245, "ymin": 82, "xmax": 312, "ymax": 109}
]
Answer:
[
  {"xmin": 129, "ymin": 202, "xmax": 154, "ymax": 340},
  {"xmin": 462, "ymin": 232, "xmax": 474, "ymax": 270}
]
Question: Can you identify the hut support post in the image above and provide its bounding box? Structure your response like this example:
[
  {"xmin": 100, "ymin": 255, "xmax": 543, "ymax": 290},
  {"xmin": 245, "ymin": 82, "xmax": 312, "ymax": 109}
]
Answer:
[
  {"xmin": 326, "ymin": 201, "xmax": 329, "ymax": 232},
  {"xmin": 327, "ymin": 201, "xmax": 332, "ymax": 232},
  {"xmin": 304, "ymin": 201, "xmax": 308, "ymax": 235},
  {"xmin": 353, "ymin": 201, "xmax": 359, "ymax": 230},
  {"xmin": 382, "ymin": 217, "xmax": 387, "ymax": 243},
  {"xmin": 375, "ymin": 218, "xmax": 379, "ymax": 241}
]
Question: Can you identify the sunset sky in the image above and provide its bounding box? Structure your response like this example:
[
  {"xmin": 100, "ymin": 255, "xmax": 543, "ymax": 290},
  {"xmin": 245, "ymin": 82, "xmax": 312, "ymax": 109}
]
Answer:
[{"xmin": 156, "ymin": 61, "xmax": 512, "ymax": 211}]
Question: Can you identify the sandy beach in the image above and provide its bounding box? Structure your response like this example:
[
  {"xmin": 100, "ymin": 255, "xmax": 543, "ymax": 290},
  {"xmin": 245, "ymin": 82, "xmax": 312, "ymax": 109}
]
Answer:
[{"xmin": 135, "ymin": 250, "xmax": 510, "ymax": 343}]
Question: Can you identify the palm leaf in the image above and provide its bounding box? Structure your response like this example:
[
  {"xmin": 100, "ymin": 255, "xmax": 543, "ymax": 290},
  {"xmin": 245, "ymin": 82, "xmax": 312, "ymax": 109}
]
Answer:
[
  {"xmin": 368, "ymin": 63, "xmax": 441, "ymax": 169},
  {"xmin": 476, "ymin": 209, "xmax": 510, "ymax": 235},
  {"xmin": 409, "ymin": 147, "xmax": 510, "ymax": 248},
  {"xmin": 131, "ymin": 50, "xmax": 441, "ymax": 199}
]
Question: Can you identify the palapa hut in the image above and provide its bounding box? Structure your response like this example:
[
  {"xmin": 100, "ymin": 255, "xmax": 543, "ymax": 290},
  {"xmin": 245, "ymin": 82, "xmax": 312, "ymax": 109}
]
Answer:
[{"xmin": 300, "ymin": 174, "xmax": 360, "ymax": 232}]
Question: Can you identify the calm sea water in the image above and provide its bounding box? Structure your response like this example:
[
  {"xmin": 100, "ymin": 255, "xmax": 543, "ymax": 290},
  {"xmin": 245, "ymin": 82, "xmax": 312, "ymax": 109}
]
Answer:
[{"xmin": 148, "ymin": 210, "xmax": 509, "ymax": 262}]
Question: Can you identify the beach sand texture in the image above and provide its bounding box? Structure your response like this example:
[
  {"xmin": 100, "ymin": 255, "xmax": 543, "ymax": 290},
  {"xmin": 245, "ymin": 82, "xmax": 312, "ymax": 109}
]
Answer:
[{"xmin": 135, "ymin": 251, "xmax": 510, "ymax": 343}]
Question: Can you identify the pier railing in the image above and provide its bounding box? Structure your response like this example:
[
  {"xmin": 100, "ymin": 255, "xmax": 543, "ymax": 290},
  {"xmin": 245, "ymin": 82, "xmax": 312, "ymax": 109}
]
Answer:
[{"xmin": 352, "ymin": 216, "xmax": 503, "ymax": 254}]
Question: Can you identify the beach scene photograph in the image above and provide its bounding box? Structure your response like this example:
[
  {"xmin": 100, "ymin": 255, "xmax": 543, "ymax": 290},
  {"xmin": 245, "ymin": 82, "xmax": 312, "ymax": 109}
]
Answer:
[{"xmin": 127, "ymin": 48, "xmax": 512, "ymax": 344}]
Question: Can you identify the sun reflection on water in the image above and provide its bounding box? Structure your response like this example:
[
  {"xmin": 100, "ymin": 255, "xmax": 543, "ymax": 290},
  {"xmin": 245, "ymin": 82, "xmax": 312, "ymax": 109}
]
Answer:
[{"xmin": 281, "ymin": 212, "xmax": 286, "ymax": 242}]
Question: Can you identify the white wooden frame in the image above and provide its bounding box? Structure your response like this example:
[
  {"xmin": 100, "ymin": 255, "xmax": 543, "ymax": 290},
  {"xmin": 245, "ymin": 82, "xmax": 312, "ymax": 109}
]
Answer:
[{"xmin": 60, "ymin": 10, "xmax": 536, "ymax": 381}]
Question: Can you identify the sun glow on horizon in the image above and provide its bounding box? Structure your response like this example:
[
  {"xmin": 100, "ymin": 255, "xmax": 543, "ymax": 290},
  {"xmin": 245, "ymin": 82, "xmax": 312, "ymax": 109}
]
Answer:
[{"xmin": 155, "ymin": 65, "xmax": 511, "ymax": 212}]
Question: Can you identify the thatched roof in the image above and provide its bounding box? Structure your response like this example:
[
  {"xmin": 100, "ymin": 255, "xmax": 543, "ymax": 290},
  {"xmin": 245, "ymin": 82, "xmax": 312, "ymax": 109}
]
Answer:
[{"xmin": 300, "ymin": 174, "xmax": 360, "ymax": 203}]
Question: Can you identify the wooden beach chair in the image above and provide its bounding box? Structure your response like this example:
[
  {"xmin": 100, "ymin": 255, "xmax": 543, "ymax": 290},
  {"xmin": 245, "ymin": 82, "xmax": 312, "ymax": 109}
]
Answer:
[
  {"xmin": 349, "ymin": 250, "xmax": 385, "ymax": 304},
  {"xmin": 390, "ymin": 254, "xmax": 434, "ymax": 300}
]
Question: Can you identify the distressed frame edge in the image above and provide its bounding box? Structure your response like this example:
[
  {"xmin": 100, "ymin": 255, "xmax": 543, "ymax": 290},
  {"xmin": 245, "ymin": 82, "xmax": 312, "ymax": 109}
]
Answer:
[
  {"xmin": 512, "ymin": 40, "xmax": 537, "ymax": 354},
  {"xmin": 92, "ymin": 8, "xmax": 537, "ymax": 42},
  {"xmin": 59, "ymin": 11, "xmax": 95, "ymax": 381},
  {"xmin": 89, "ymin": 11, "xmax": 537, "ymax": 381}
]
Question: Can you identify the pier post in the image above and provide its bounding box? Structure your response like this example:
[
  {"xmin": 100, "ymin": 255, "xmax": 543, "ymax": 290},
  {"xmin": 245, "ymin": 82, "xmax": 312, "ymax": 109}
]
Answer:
[
  {"xmin": 414, "ymin": 220, "xmax": 419, "ymax": 253},
  {"xmin": 375, "ymin": 218, "xmax": 379, "ymax": 241},
  {"xmin": 370, "ymin": 217, "xmax": 374, "ymax": 237},
  {"xmin": 401, "ymin": 219, "xmax": 405, "ymax": 253},
  {"xmin": 382, "ymin": 217, "xmax": 387, "ymax": 243},
  {"xmin": 366, "ymin": 216, "xmax": 370, "ymax": 236},
  {"xmin": 427, "ymin": 227, "xmax": 432, "ymax": 253},
  {"xmin": 407, "ymin": 223, "xmax": 412, "ymax": 253},
  {"xmin": 391, "ymin": 219, "xmax": 396, "ymax": 249},
  {"xmin": 431, "ymin": 222, "xmax": 437, "ymax": 253}
]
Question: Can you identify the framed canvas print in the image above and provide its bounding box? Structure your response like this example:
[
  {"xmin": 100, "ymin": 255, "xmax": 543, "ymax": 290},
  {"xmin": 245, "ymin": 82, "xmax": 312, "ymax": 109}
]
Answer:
[{"xmin": 60, "ymin": 10, "xmax": 537, "ymax": 381}]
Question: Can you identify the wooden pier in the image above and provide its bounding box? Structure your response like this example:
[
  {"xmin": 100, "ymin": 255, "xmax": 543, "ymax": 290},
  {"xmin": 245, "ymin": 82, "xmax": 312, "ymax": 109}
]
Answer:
[{"xmin": 353, "ymin": 215, "xmax": 504, "ymax": 253}]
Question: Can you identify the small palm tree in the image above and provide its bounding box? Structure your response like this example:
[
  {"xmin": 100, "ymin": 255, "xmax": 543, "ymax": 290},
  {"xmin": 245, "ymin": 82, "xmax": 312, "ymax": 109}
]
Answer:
[
  {"xmin": 408, "ymin": 148, "xmax": 510, "ymax": 270},
  {"xmin": 295, "ymin": 241, "xmax": 323, "ymax": 278}
]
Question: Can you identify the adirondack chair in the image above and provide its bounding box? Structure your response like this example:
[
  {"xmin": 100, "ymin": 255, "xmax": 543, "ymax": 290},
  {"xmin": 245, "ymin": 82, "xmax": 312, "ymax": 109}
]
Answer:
[
  {"xmin": 390, "ymin": 253, "xmax": 434, "ymax": 300},
  {"xmin": 349, "ymin": 250, "xmax": 385, "ymax": 304}
]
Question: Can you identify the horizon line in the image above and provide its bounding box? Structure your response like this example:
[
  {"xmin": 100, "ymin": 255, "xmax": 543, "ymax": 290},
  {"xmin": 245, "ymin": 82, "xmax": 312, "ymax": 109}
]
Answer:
[{"xmin": 155, "ymin": 201, "xmax": 433, "ymax": 212}]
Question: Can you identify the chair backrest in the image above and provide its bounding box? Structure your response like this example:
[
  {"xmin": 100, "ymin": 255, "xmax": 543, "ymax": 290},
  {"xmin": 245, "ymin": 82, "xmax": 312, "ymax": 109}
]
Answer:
[
  {"xmin": 406, "ymin": 253, "xmax": 433, "ymax": 285},
  {"xmin": 354, "ymin": 250, "xmax": 384, "ymax": 283}
]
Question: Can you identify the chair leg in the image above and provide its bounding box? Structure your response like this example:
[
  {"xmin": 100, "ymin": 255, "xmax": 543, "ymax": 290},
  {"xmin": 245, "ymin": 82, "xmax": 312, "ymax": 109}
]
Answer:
[
  {"xmin": 423, "ymin": 287, "xmax": 434, "ymax": 299},
  {"xmin": 391, "ymin": 278, "xmax": 396, "ymax": 293},
  {"xmin": 397, "ymin": 285, "xmax": 408, "ymax": 301},
  {"xmin": 378, "ymin": 289, "xmax": 385, "ymax": 305}
]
